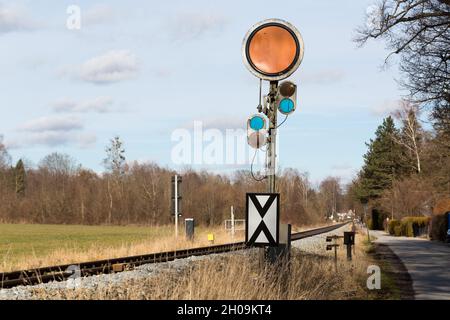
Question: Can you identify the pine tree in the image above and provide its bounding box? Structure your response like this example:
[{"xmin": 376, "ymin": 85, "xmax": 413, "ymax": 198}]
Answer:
[
  {"xmin": 14, "ymin": 159, "xmax": 26, "ymax": 196},
  {"xmin": 356, "ymin": 116, "xmax": 409, "ymax": 201}
]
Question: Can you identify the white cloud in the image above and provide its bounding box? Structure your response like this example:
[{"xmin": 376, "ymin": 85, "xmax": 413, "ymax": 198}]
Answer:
[
  {"xmin": 0, "ymin": 4, "xmax": 38, "ymax": 34},
  {"xmin": 17, "ymin": 132, "xmax": 96, "ymax": 148},
  {"xmin": 77, "ymin": 50, "xmax": 139, "ymax": 84},
  {"xmin": 26, "ymin": 131, "xmax": 75, "ymax": 147},
  {"xmin": 14, "ymin": 115, "xmax": 98, "ymax": 148},
  {"xmin": 53, "ymin": 96, "xmax": 113, "ymax": 113},
  {"xmin": 84, "ymin": 4, "xmax": 116, "ymax": 26},
  {"xmin": 19, "ymin": 115, "xmax": 83, "ymax": 132},
  {"xmin": 168, "ymin": 12, "xmax": 227, "ymax": 41},
  {"xmin": 371, "ymin": 99, "xmax": 401, "ymax": 116}
]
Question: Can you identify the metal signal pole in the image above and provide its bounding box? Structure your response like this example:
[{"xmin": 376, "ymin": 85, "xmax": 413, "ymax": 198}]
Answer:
[
  {"xmin": 267, "ymin": 81, "xmax": 278, "ymax": 193},
  {"xmin": 263, "ymin": 81, "xmax": 280, "ymax": 266}
]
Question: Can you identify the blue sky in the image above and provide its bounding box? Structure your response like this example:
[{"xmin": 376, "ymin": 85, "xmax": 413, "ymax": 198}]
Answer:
[{"xmin": 0, "ymin": 0, "xmax": 410, "ymax": 184}]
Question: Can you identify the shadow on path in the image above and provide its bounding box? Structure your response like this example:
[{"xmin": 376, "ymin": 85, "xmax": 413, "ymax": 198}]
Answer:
[{"xmin": 374, "ymin": 231, "xmax": 450, "ymax": 300}]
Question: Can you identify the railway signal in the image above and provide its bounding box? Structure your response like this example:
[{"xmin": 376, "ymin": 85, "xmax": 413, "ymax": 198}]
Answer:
[
  {"xmin": 242, "ymin": 18, "xmax": 304, "ymax": 189},
  {"xmin": 242, "ymin": 19, "xmax": 304, "ymax": 265},
  {"xmin": 171, "ymin": 175, "xmax": 182, "ymax": 238}
]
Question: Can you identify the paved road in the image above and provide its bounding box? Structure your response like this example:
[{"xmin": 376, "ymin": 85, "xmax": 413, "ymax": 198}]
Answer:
[{"xmin": 372, "ymin": 230, "xmax": 450, "ymax": 300}]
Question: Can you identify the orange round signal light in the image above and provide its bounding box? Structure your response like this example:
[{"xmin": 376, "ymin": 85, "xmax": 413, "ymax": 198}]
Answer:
[
  {"xmin": 243, "ymin": 19, "xmax": 304, "ymax": 81},
  {"xmin": 248, "ymin": 26, "xmax": 297, "ymax": 75}
]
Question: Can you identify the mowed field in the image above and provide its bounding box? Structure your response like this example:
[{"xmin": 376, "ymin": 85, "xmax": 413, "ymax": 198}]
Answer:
[{"xmin": 0, "ymin": 224, "xmax": 241, "ymax": 272}]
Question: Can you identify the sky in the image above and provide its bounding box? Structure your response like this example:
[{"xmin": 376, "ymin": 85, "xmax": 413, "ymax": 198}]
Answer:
[{"xmin": 0, "ymin": 0, "xmax": 411, "ymax": 185}]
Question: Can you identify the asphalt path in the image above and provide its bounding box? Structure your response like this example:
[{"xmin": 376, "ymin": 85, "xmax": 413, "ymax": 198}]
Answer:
[{"xmin": 372, "ymin": 230, "xmax": 450, "ymax": 300}]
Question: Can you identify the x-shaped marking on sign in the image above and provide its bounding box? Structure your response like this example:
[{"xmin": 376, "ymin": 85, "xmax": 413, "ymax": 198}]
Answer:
[{"xmin": 247, "ymin": 194, "xmax": 278, "ymax": 246}]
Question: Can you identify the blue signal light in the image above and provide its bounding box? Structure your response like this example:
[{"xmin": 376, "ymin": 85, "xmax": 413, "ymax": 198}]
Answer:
[
  {"xmin": 279, "ymin": 98, "xmax": 295, "ymax": 115},
  {"xmin": 249, "ymin": 116, "xmax": 265, "ymax": 131}
]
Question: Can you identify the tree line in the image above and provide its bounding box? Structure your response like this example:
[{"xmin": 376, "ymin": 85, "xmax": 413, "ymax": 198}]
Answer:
[
  {"xmin": 350, "ymin": 103, "xmax": 449, "ymax": 219},
  {"xmin": 0, "ymin": 136, "xmax": 351, "ymax": 226},
  {"xmin": 352, "ymin": 0, "xmax": 450, "ymax": 219}
]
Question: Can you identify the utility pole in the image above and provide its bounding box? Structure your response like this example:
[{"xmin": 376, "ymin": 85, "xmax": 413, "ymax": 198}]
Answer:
[
  {"xmin": 172, "ymin": 175, "xmax": 182, "ymax": 239},
  {"xmin": 175, "ymin": 174, "xmax": 178, "ymax": 239}
]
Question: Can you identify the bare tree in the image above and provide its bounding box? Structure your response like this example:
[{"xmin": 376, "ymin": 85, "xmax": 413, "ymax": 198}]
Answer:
[
  {"xmin": 392, "ymin": 101, "xmax": 425, "ymax": 173},
  {"xmin": 0, "ymin": 135, "xmax": 11, "ymax": 170},
  {"xmin": 319, "ymin": 177, "xmax": 343, "ymax": 219},
  {"xmin": 39, "ymin": 152, "xmax": 79, "ymax": 175},
  {"xmin": 379, "ymin": 176, "xmax": 436, "ymax": 218},
  {"xmin": 299, "ymin": 172, "xmax": 310, "ymax": 208},
  {"xmin": 355, "ymin": 0, "xmax": 450, "ymax": 124}
]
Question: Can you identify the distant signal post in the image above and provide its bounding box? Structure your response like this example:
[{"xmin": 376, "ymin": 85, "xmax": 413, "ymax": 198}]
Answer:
[
  {"xmin": 243, "ymin": 19, "xmax": 304, "ymax": 263},
  {"xmin": 171, "ymin": 175, "xmax": 182, "ymax": 238}
]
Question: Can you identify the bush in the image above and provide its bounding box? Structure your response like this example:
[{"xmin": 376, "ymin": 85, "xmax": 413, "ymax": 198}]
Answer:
[
  {"xmin": 401, "ymin": 217, "xmax": 415, "ymax": 237},
  {"xmin": 388, "ymin": 220, "xmax": 401, "ymax": 235},
  {"xmin": 394, "ymin": 225, "xmax": 403, "ymax": 237},
  {"xmin": 389, "ymin": 216, "xmax": 430, "ymax": 237}
]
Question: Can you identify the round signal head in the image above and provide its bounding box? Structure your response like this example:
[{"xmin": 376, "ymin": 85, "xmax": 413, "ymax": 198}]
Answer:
[
  {"xmin": 248, "ymin": 114, "xmax": 266, "ymax": 131},
  {"xmin": 248, "ymin": 131, "xmax": 267, "ymax": 149},
  {"xmin": 278, "ymin": 98, "xmax": 295, "ymax": 115},
  {"xmin": 242, "ymin": 19, "xmax": 304, "ymax": 81},
  {"xmin": 279, "ymin": 81, "xmax": 296, "ymax": 97}
]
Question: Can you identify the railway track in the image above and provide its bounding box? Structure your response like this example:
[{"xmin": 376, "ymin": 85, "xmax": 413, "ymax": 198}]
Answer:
[{"xmin": 0, "ymin": 222, "xmax": 348, "ymax": 289}]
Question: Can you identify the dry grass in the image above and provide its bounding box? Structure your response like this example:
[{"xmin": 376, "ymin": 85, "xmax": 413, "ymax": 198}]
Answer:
[
  {"xmin": 0, "ymin": 224, "xmax": 242, "ymax": 272},
  {"xmin": 1, "ymin": 222, "xmax": 333, "ymax": 273},
  {"xmin": 26, "ymin": 230, "xmax": 380, "ymax": 300}
]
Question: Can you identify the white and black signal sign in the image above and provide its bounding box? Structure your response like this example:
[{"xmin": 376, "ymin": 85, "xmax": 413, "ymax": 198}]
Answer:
[{"xmin": 246, "ymin": 193, "xmax": 280, "ymax": 247}]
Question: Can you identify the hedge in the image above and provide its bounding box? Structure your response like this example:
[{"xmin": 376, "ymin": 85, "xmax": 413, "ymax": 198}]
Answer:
[{"xmin": 387, "ymin": 217, "xmax": 431, "ymax": 237}]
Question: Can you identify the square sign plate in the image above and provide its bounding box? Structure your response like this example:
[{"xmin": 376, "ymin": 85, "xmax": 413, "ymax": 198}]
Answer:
[{"xmin": 246, "ymin": 193, "xmax": 280, "ymax": 247}]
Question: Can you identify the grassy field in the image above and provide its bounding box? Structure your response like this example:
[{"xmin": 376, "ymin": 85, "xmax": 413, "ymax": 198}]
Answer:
[{"xmin": 0, "ymin": 223, "xmax": 241, "ymax": 272}]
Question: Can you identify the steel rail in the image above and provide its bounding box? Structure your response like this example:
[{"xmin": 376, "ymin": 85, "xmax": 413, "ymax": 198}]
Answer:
[
  {"xmin": 291, "ymin": 223, "xmax": 348, "ymax": 241},
  {"xmin": 0, "ymin": 222, "xmax": 348, "ymax": 289}
]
